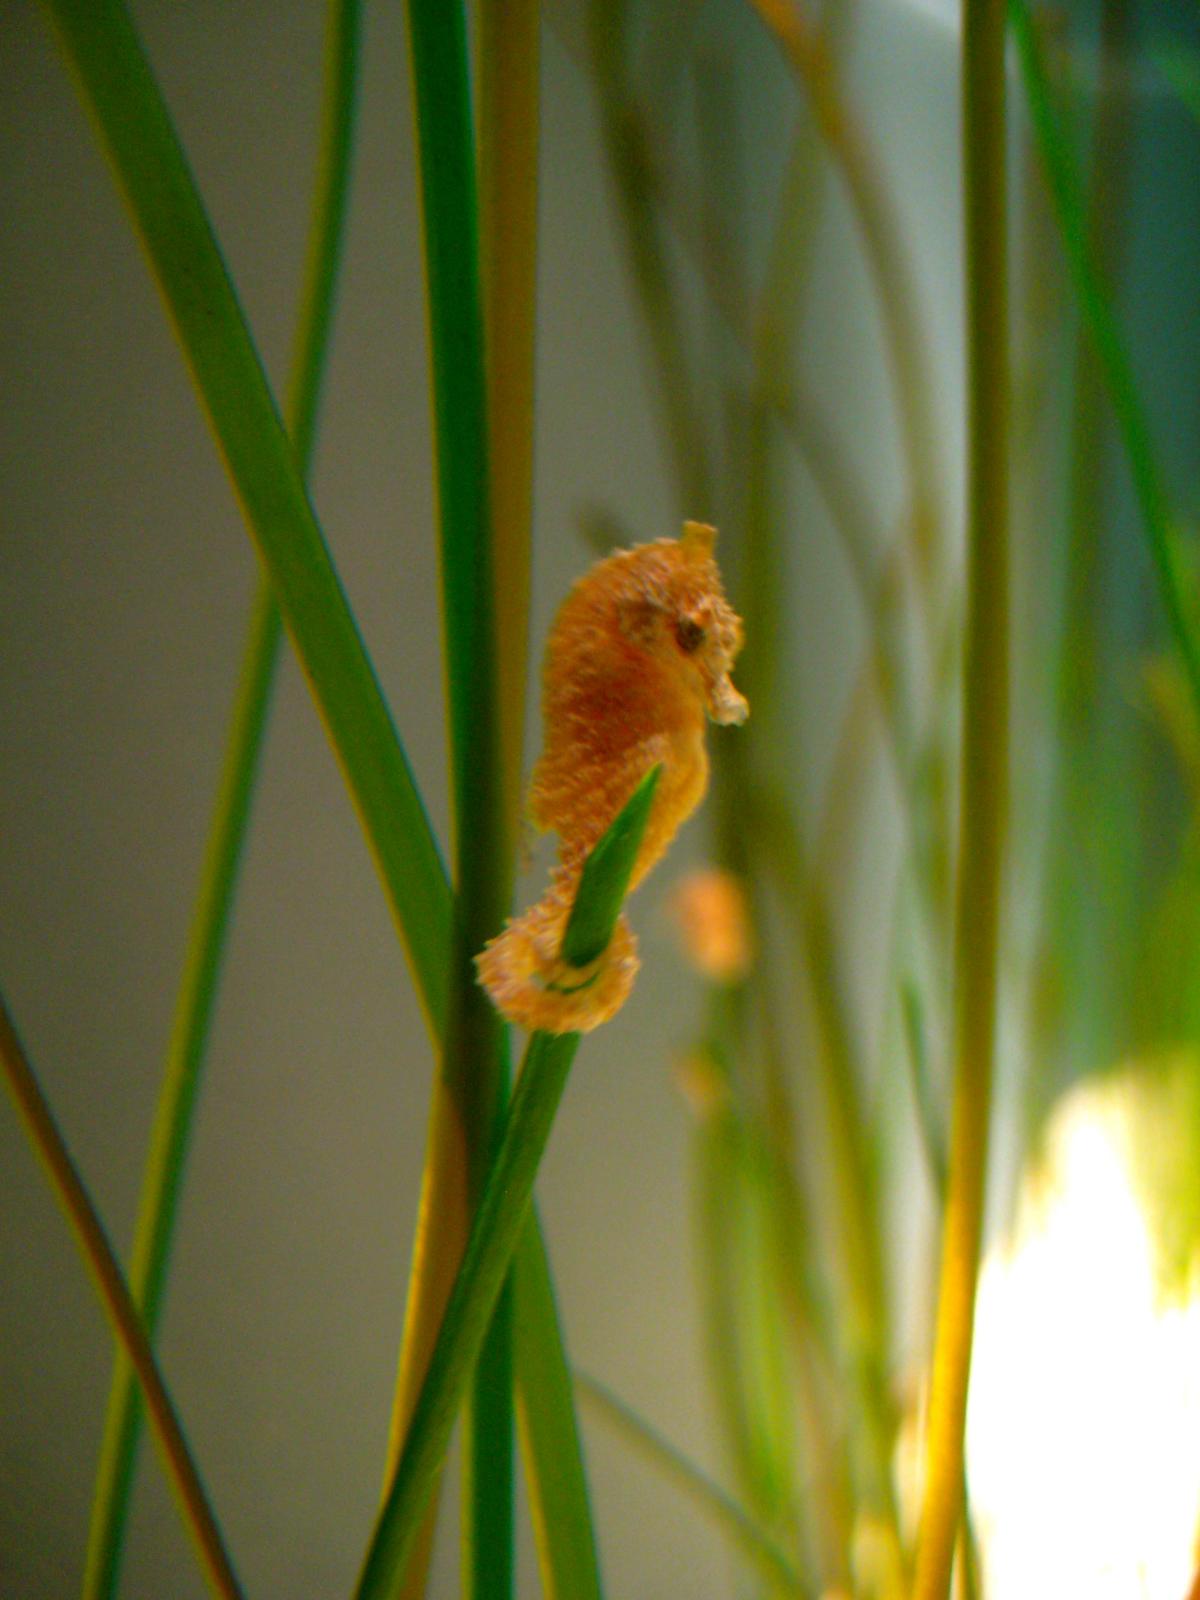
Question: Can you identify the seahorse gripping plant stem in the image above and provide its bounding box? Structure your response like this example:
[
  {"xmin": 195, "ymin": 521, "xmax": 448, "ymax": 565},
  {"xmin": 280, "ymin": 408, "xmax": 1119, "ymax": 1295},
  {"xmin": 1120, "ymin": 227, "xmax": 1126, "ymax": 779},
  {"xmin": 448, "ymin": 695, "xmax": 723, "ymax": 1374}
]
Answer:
[{"xmin": 477, "ymin": 521, "xmax": 748, "ymax": 1033}]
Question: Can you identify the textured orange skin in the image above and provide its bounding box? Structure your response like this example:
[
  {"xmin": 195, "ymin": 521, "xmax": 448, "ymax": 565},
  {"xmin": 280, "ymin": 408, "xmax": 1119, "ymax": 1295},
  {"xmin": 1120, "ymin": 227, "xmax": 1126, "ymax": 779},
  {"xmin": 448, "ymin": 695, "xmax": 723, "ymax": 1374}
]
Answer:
[{"xmin": 476, "ymin": 522, "xmax": 747, "ymax": 1033}]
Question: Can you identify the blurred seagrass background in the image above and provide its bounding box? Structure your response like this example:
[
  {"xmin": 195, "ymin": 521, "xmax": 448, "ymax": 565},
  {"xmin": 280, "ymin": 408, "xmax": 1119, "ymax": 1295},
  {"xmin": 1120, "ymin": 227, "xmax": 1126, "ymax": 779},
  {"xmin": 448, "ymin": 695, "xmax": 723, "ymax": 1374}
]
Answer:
[{"xmin": 3, "ymin": 1, "xmax": 1200, "ymax": 1597}]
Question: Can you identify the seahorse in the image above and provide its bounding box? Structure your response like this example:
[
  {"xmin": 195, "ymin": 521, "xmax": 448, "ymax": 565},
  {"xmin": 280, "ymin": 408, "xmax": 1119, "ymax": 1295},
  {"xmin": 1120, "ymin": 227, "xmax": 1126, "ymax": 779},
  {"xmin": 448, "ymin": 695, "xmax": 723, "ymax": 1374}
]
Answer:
[{"xmin": 476, "ymin": 520, "xmax": 748, "ymax": 1033}]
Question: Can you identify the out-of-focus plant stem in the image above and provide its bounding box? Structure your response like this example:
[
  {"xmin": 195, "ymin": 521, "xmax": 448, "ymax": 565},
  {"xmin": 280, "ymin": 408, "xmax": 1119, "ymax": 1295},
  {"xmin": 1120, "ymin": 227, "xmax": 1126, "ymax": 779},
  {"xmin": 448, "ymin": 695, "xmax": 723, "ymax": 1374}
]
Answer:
[
  {"xmin": 588, "ymin": 0, "xmax": 713, "ymax": 518},
  {"xmin": 747, "ymin": 0, "xmax": 941, "ymax": 597},
  {"xmin": 480, "ymin": 0, "xmax": 538, "ymax": 835},
  {"xmin": 1011, "ymin": 0, "xmax": 1200, "ymax": 725},
  {"xmin": 479, "ymin": 12, "xmax": 605, "ymax": 1597},
  {"xmin": 357, "ymin": 772, "xmax": 659, "ymax": 1600},
  {"xmin": 1024, "ymin": 0, "xmax": 1134, "ymax": 1089},
  {"xmin": 82, "ymin": 5, "xmax": 361, "ymax": 1594},
  {"xmin": 575, "ymin": 1371, "xmax": 806, "ymax": 1595},
  {"xmin": 751, "ymin": 960, "xmax": 855, "ymax": 1591},
  {"xmin": 751, "ymin": 792, "xmax": 902, "ymax": 1570},
  {"xmin": 0, "ymin": 995, "xmax": 244, "ymax": 1600},
  {"xmin": 912, "ymin": 0, "xmax": 1009, "ymax": 1593}
]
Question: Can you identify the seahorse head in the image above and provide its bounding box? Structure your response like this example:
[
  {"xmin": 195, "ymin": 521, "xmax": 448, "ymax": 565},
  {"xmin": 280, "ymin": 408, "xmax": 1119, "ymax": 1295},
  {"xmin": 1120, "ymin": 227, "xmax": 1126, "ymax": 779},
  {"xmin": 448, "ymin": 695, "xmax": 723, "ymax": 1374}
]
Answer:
[{"xmin": 612, "ymin": 521, "xmax": 749, "ymax": 727}]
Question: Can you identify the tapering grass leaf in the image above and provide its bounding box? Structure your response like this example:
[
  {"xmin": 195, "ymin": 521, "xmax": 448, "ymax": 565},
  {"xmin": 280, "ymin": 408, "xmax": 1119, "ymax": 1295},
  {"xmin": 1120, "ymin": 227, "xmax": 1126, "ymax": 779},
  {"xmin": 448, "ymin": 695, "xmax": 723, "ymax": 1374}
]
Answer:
[
  {"xmin": 356, "ymin": 768, "xmax": 660, "ymax": 1600},
  {"xmin": 39, "ymin": 11, "xmax": 605, "ymax": 1600},
  {"xmin": 84, "ymin": 588, "xmax": 283, "ymax": 1600},
  {"xmin": 43, "ymin": 0, "xmax": 451, "ymax": 1035},
  {"xmin": 81, "ymin": 6, "xmax": 363, "ymax": 1593},
  {"xmin": 81, "ymin": 9, "xmax": 361, "ymax": 1587},
  {"xmin": 587, "ymin": 0, "xmax": 713, "ymax": 517},
  {"xmin": 575, "ymin": 1370, "xmax": 804, "ymax": 1595},
  {"xmin": 404, "ymin": 1, "xmax": 513, "ymax": 1593},
  {"xmin": 747, "ymin": 0, "xmax": 941, "ymax": 584},
  {"xmin": 513, "ymin": 1222, "xmax": 604, "ymax": 1600},
  {"xmin": 0, "ymin": 994, "xmax": 245, "ymax": 1600},
  {"xmin": 1010, "ymin": 0, "xmax": 1200, "ymax": 726}
]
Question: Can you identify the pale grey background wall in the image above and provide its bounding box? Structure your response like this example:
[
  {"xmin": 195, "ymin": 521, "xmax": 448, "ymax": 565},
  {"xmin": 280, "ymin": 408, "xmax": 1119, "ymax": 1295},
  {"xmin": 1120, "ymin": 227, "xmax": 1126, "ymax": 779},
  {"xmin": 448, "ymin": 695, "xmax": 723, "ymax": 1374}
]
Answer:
[{"xmin": 0, "ymin": 2, "xmax": 961, "ymax": 1595}]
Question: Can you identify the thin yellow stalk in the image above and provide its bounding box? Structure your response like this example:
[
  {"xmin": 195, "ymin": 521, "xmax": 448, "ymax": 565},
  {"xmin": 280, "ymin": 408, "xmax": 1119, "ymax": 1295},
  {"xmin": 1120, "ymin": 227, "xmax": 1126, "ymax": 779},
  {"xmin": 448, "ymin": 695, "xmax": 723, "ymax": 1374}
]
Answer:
[
  {"xmin": 911, "ymin": 1, "xmax": 1008, "ymax": 1594},
  {"xmin": 0, "ymin": 995, "xmax": 244, "ymax": 1600}
]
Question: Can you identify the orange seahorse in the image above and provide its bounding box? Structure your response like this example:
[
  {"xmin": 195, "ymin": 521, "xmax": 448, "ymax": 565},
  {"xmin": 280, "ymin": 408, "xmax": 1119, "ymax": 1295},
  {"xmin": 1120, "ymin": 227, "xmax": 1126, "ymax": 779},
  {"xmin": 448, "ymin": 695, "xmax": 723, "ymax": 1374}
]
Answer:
[{"xmin": 476, "ymin": 520, "xmax": 748, "ymax": 1034}]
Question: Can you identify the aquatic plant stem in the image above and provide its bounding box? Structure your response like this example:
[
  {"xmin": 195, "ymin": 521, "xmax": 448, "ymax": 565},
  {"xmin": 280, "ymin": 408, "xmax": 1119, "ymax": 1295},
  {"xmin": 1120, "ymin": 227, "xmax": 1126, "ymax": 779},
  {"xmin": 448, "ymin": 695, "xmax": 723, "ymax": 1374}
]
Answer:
[
  {"xmin": 1009, "ymin": 0, "xmax": 1200, "ymax": 724},
  {"xmin": 357, "ymin": 771, "xmax": 659, "ymax": 1600},
  {"xmin": 912, "ymin": 2, "xmax": 1008, "ymax": 1595},
  {"xmin": 84, "ymin": 589, "xmax": 281, "ymax": 1600},
  {"xmin": 361, "ymin": 1032, "xmax": 580, "ymax": 1600},
  {"xmin": 43, "ymin": 0, "xmax": 452, "ymax": 1036},
  {"xmin": 575, "ymin": 1371, "xmax": 805, "ymax": 1595},
  {"xmin": 480, "ymin": 0, "xmax": 539, "ymax": 834},
  {"xmin": 41, "ymin": 11, "xmax": 599, "ymax": 1596},
  {"xmin": 395, "ymin": 3, "xmax": 513, "ymax": 1595},
  {"xmin": 0, "ymin": 994, "xmax": 244, "ymax": 1600},
  {"xmin": 588, "ymin": 0, "xmax": 713, "ymax": 518},
  {"xmin": 512, "ymin": 1220, "xmax": 605, "ymax": 1600},
  {"xmin": 747, "ymin": 0, "xmax": 941, "ymax": 589},
  {"xmin": 83, "ymin": 5, "xmax": 361, "ymax": 1593}
]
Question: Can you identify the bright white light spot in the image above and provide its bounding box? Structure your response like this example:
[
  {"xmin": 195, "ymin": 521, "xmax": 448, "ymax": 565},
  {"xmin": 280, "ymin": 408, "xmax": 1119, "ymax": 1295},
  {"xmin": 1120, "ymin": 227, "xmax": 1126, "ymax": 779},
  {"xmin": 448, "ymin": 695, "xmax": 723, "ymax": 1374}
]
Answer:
[{"xmin": 966, "ymin": 1075, "xmax": 1200, "ymax": 1599}]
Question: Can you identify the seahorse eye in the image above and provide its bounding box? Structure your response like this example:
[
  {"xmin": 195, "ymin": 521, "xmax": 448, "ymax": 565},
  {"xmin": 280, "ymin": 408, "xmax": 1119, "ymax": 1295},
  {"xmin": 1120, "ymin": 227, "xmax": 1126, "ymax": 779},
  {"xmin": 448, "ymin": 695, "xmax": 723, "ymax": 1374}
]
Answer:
[{"xmin": 675, "ymin": 616, "xmax": 705, "ymax": 654}]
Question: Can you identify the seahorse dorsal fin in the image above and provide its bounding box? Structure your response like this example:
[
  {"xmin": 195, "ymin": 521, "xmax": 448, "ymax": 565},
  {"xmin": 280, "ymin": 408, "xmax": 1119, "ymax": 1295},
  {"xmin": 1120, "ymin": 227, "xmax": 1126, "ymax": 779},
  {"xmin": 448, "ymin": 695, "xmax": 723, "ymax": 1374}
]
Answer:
[{"xmin": 681, "ymin": 520, "xmax": 717, "ymax": 556}]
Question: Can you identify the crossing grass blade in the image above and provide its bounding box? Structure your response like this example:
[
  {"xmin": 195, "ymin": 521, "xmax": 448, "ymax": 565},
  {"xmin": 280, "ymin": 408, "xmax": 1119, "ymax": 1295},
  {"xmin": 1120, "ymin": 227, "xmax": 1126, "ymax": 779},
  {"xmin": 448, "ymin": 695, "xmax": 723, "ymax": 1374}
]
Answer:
[
  {"xmin": 43, "ymin": 0, "xmax": 451, "ymax": 1035},
  {"xmin": 79, "ymin": 5, "xmax": 364, "ymax": 1594},
  {"xmin": 1010, "ymin": 0, "xmax": 1200, "ymax": 726},
  {"xmin": 357, "ymin": 768, "xmax": 660, "ymax": 1600},
  {"xmin": 0, "ymin": 995, "xmax": 246, "ymax": 1600}
]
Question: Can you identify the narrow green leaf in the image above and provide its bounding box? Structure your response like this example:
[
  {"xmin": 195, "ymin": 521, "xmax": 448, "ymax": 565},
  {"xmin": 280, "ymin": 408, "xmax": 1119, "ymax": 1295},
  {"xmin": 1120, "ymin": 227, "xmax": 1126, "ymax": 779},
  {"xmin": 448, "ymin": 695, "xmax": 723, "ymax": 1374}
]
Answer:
[
  {"xmin": 404, "ymin": 2, "xmax": 512, "ymax": 1593},
  {"xmin": 513, "ymin": 1221, "xmax": 604, "ymax": 1600},
  {"xmin": 587, "ymin": 0, "xmax": 713, "ymax": 518},
  {"xmin": 82, "ymin": 7, "xmax": 362, "ymax": 1592},
  {"xmin": 356, "ymin": 770, "xmax": 660, "ymax": 1600},
  {"xmin": 0, "ymin": 995, "xmax": 245, "ymax": 1600},
  {"xmin": 1010, "ymin": 0, "xmax": 1200, "ymax": 726},
  {"xmin": 43, "ymin": 8, "xmax": 604, "ymax": 1596},
  {"xmin": 84, "ymin": 588, "xmax": 283, "ymax": 1600},
  {"xmin": 575, "ymin": 1370, "xmax": 804, "ymax": 1595},
  {"xmin": 1154, "ymin": 43, "xmax": 1200, "ymax": 126},
  {"xmin": 562, "ymin": 767, "xmax": 662, "ymax": 967},
  {"xmin": 43, "ymin": 0, "xmax": 451, "ymax": 1036}
]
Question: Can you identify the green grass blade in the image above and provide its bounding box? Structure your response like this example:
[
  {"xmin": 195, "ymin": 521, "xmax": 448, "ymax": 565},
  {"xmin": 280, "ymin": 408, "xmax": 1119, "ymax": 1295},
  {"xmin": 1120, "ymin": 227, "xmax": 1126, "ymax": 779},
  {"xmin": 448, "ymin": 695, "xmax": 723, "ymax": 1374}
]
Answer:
[
  {"xmin": 0, "ymin": 995, "xmax": 245, "ymax": 1600},
  {"xmin": 83, "ymin": 584, "xmax": 283, "ymax": 1600},
  {"xmin": 587, "ymin": 0, "xmax": 713, "ymax": 517},
  {"xmin": 80, "ymin": 6, "xmax": 363, "ymax": 1594},
  {"xmin": 43, "ymin": 0, "xmax": 451, "ymax": 1036},
  {"xmin": 40, "ymin": 13, "xmax": 602, "ymax": 1600},
  {"xmin": 1154, "ymin": 43, "xmax": 1200, "ymax": 126},
  {"xmin": 357, "ymin": 769, "xmax": 660, "ymax": 1600},
  {"xmin": 575, "ymin": 1370, "xmax": 805, "ymax": 1595},
  {"xmin": 1010, "ymin": 0, "xmax": 1200, "ymax": 724},
  {"xmin": 405, "ymin": 1, "xmax": 514, "ymax": 1591},
  {"xmin": 513, "ymin": 1219, "xmax": 604, "ymax": 1600}
]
